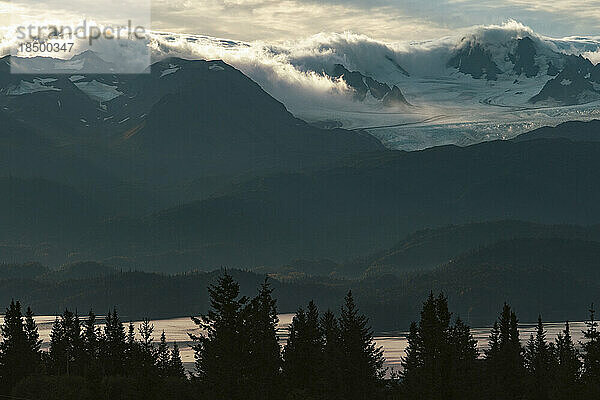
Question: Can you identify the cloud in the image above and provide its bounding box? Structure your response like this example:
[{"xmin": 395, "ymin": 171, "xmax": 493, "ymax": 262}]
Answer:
[
  {"xmin": 2, "ymin": 0, "xmax": 599, "ymax": 44},
  {"xmin": 1, "ymin": 0, "xmax": 150, "ymax": 32},
  {"xmin": 147, "ymin": 0, "xmax": 600, "ymax": 42},
  {"xmin": 150, "ymin": 0, "xmax": 453, "ymax": 42},
  {"xmin": 149, "ymin": 32, "xmax": 356, "ymax": 113},
  {"xmin": 1, "ymin": 3, "xmax": 599, "ymax": 120},
  {"xmin": 147, "ymin": 21, "xmax": 600, "ymax": 120},
  {"xmin": 502, "ymin": 0, "xmax": 600, "ymax": 32}
]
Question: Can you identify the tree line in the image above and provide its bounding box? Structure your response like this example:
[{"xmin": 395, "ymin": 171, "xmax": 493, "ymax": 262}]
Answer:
[
  {"xmin": 398, "ymin": 293, "xmax": 600, "ymax": 399},
  {"xmin": 189, "ymin": 273, "xmax": 385, "ymax": 400},
  {"xmin": 0, "ymin": 272, "xmax": 598, "ymax": 399},
  {"xmin": 0, "ymin": 301, "xmax": 187, "ymax": 399}
]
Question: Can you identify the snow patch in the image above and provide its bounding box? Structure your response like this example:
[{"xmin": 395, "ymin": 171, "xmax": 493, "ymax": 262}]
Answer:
[
  {"xmin": 36, "ymin": 78, "xmax": 57, "ymax": 84},
  {"xmin": 69, "ymin": 75, "xmax": 86, "ymax": 82},
  {"xmin": 160, "ymin": 64, "xmax": 180, "ymax": 77},
  {"xmin": 6, "ymin": 78, "xmax": 62, "ymax": 95},
  {"xmin": 58, "ymin": 59, "xmax": 85, "ymax": 70},
  {"xmin": 74, "ymin": 80, "xmax": 123, "ymax": 102}
]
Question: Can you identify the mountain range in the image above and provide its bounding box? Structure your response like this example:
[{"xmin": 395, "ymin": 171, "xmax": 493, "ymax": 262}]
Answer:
[
  {"xmin": 150, "ymin": 26, "xmax": 600, "ymax": 152},
  {"xmin": 409, "ymin": 35, "xmax": 600, "ymax": 105},
  {"xmin": 1, "ymin": 54, "xmax": 382, "ymax": 207},
  {"xmin": 2, "ymin": 233, "xmax": 599, "ymax": 329},
  {"xmin": 1, "ymin": 48, "xmax": 600, "ymax": 327},
  {"xmin": 1, "ymin": 52, "xmax": 600, "ymax": 273}
]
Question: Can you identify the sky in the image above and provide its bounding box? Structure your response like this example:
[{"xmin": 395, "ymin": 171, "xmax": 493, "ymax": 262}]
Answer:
[
  {"xmin": 1, "ymin": 0, "xmax": 599, "ymax": 42},
  {"xmin": 135, "ymin": 0, "xmax": 600, "ymax": 41}
]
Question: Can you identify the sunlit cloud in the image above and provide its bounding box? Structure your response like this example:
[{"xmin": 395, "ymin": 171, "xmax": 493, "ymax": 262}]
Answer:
[
  {"xmin": 149, "ymin": 0, "xmax": 600, "ymax": 42},
  {"xmin": 150, "ymin": 0, "xmax": 450, "ymax": 42}
]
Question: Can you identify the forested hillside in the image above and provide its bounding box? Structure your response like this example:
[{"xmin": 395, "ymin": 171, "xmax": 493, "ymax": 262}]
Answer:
[{"xmin": 2, "ymin": 235, "xmax": 599, "ymax": 329}]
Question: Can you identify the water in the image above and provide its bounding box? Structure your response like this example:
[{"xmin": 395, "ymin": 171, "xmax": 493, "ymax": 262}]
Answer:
[{"xmin": 31, "ymin": 315, "xmax": 590, "ymax": 373}]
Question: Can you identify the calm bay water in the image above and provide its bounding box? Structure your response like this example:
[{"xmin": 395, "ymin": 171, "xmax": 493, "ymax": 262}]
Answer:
[{"xmin": 32, "ymin": 315, "xmax": 590, "ymax": 373}]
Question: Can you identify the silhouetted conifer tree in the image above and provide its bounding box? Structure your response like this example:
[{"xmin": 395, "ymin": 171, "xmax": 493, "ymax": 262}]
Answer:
[
  {"xmin": 103, "ymin": 308, "xmax": 127, "ymax": 376},
  {"xmin": 485, "ymin": 303, "xmax": 525, "ymax": 400},
  {"xmin": 484, "ymin": 321, "xmax": 501, "ymax": 399},
  {"xmin": 127, "ymin": 322, "xmax": 135, "ymax": 347},
  {"xmin": 244, "ymin": 279, "xmax": 282, "ymax": 399},
  {"xmin": 338, "ymin": 290, "xmax": 384, "ymax": 400},
  {"xmin": 581, "ymin": 304, "xmax": 600, "ymax": 396},
  {"xmin": 125, "ymin": 321, "xmax": 138, "ymax": 373},
  {"xmin": 402, "ymin": 293, "xmax": 450, "ymax": 399},
  {"xmin": 487, "ymin": 321, "xmax": 500, "ymax": 356},
  {"xmin": 448, "ymin": 317, "xmax": 478, "ymax": 399},
  {"xmin": 0, "ymin": 300, "xmax": 37, "ymax": 390},
  {"xmin": 49, "ymin": 317, "xmax": 65, "ymax": 374},
  {"xmin": 169, "ymin": 342, "xmax": 186, "ymax": 379},
  {"xmin": 71, "ymin": 312, "xmax": 84, "ymax": 368},
  {"xmin": 401, "ymin": 321, "xmax": 423, "ymax": 397},
  {"xmin": 524, "ymin": 315, "xmax": 554, "ymax": 400},
  {"xmin": 48, "ymin": 309, "xmax": 84, "ymax": 376},
  {"xmin": 23, "ymin": 307, "xmax": 42, "ymax": 372},
  {"xmin": 156, "ymin": 331, "xmax": 171, "ymax": 376},
  {"xmin": 283, "ymin": 301, "xmax": 323, "ymax": 398},
  {"xmin": 554, "ymin": 321, "xmax": 581, "ymax": 399},
  {"xmin": 190, "ymin": 271, "xmax": 248, "ymax": 400},
  {"xmin": 401, "ymin": 293, "xmax": 476, "ymax": 400},
  {"xmin": 136, "ymin": 318, "xmax": 156, "ymax": 376},
  {"xmin": 320, "ymin": 309, "xmax": 343, "ymax": 399},
  {"xmin": 82, "ymin": 310, "xmax": 101, "ymax": 378},
  {"xmin": 138, "ymin": 319, "xmax": 154, "ymax": 351}
]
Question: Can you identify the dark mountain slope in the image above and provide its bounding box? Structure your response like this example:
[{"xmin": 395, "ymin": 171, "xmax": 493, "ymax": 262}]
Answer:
[
  {"xmin": 256, "ymin": 220, "xmax": 600, "ymax": 279},
  {"xmin": 357, "ymin": 238, "xmax": 600, "ymax": 329},
  {"xmin": 0, "ymin": 110, "xmax": 112, "ymax": 187},
  {"xmin": 0, "ymin": 109, "xmax": 158, "ymax": 215},
  {"xmin": 2, "ymin": 237, "xmax": 599, "ymax": 329},
  {"xmin": 0, "ymin": 267, "xmax": 347, "ymax": 322},
  {"xmin": 85, "ymin": 137, "xmax": 600, "ymax": 269},
  {"xmin": 122, "ymin": 59, "xmax": 384, "ymax": 182},
  {"xmin": 359, "ymin": 220, "xmax": 600, "ymax": 275},
  {"xmin": 421, "ymin": 238, "xmax": 600, "ymax": 323},
  {"xmin": 1, "ymin": 56, "xmax": 384, "ymax": 203},
  {"xmin": 0, "ymin": 177, "xmax": 101, "ymax": 243},
  {"xmin": 514, "ymin": 119, "xmax": 600, "ymax": 142}
]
